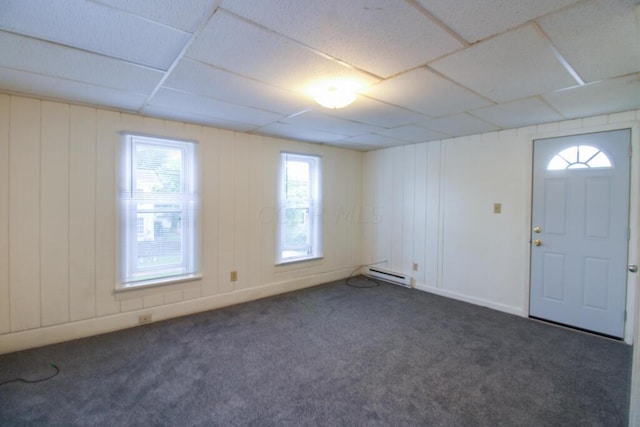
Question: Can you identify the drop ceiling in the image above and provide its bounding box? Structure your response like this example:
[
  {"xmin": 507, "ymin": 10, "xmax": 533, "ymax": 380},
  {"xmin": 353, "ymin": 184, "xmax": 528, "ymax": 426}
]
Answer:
[{"xmin": 0, "ymin": 0, "xmax": 638, "ymax": 151}]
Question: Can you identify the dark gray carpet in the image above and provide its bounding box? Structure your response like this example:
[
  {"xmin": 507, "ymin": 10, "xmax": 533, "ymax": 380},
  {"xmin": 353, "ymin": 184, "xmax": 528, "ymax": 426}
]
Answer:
[{"xmin": 0, "ymin": 278, "xmax": 632, "ymax": 426}]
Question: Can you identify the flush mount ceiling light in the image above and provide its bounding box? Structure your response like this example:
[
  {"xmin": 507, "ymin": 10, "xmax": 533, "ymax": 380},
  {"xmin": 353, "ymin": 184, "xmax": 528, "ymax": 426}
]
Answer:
[{"xmin": 310, "ymin": 79, "xmax": 361, "ymax": 109}]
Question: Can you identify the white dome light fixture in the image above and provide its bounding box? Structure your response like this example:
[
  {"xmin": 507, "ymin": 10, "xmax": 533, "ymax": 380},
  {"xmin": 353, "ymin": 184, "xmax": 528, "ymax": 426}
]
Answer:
[{"xmin": 310, "ymin": 79, "xmax": 361, "ymax": 109}]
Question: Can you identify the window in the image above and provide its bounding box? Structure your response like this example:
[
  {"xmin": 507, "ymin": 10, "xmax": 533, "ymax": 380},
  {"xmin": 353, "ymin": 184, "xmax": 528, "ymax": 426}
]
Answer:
[
  {"xmin": 120, "ymin": 134, "xmax": 199, "ymax": 288},
  {"xmin": 547, "ymin": 145, "xmax": 612, "ymax": 170},
  {"xmin": 277, "ymin": 153, "xmax": 322, "ymax": 264}
]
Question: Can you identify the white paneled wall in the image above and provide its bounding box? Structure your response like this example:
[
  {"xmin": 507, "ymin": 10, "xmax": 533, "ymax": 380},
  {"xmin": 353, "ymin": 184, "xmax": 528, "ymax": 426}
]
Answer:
[
  {"xmin": 0, "ymin": 94, "xmax": 362, "ymax": 353},
  {"xmin": 363, "ymin": 109, "xmax": 640, "ymax": 317}
]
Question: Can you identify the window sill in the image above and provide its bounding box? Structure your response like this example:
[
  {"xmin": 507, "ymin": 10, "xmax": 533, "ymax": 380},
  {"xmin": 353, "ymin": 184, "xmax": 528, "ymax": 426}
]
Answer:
[
  {"xmin": 115, "ymin": 274, "xmax": 202, "ymax": 300},
  {"xmin": 275, "ymin": 256, "xmax": 324, "ymax": 267}
]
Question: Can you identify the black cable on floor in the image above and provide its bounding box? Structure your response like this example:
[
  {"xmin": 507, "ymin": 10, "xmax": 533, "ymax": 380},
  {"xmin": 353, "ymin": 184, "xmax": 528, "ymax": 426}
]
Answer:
[
  {"xmin": 0, "ymin": 363, "xmax": 59, "ymax": 386},
  {"xmin": 345, "ymin": 264, "xmax": 380, "ymax": 288}
]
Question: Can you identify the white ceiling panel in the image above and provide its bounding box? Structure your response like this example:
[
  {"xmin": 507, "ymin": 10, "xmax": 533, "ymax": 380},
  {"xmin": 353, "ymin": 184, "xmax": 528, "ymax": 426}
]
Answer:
[
  {"xmin": 92, "ymin": 0, "xmax": 218, "ymax": 32},
  {"xmin": 376, "ymin": 125, "xmax": 449, "ymax": 143},
  {"xmin": 255, "ymin": 123, "xmax": 348, "ymax": 143},
  {"xmin": 538, "ymin": 0, "xmax": 640, "ymax": 83},
  {"xmin": 341, "ymin": 133, "xmax": 408, "ymax": 148},
  {"xmin": 142, "ymin": 105, "xmax": 258, "ymax": 132},
  {"xmin": 164, "ymin": 59, "xmax": 312, "ymax": 115},
  {"xmin": 0, "ymin": 32, "xmax": 163, "ymax": 94},
  {"xmin": 186, "ymin": 10, "xmax": 378, "ymax": 94},
  {"xmin": 220, "ymin": 0, "xmax": 463, "ymax": 78},
  {"xmin": 415, "ymin": 0, "xmax": 579, "ymax": 43},
  {"xmin": 471, "ymin": 97, "xmax": 564, "ymax": 128},
  {"xmin": 281, "ymin": 110, "xmax": 382, "ymax": 137},
  {"xmin": 419, "ymin": 113, "xmax": 500, "ymax": 137},
  {"xmin": 430, "ymin": 25, "xmax": 578, "ymax": 103},
  {"xmin": 0, "ymin": 0, "xmax": 190, "ymax": 70},
  {"xmin": 148, "ymin": 88, "xmax": 283, "ymax": 128},
  {"xmin": 327, "ymin": 96, "xmax": 429, "ymax": 128},
  {"xmin": 0, "ymin": 66, "xmax": 147, "ymax": 111},
  {"xmin": 363, "ymin": 68, "xmax": 493, "ymax": 117},
  {"xmin": 543, "ymin": 74, "xmax": 640, "ymax": 119}
]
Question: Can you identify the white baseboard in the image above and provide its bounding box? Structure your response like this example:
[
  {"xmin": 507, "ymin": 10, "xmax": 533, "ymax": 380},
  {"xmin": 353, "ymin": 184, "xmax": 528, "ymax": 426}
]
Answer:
[
  {"xmin": 414, "ymin": 283, "xmax": 526, "ymax": 318},
  {"xmin": 0, "ymin": 268, "xmax": 352, "ymax": 355}
]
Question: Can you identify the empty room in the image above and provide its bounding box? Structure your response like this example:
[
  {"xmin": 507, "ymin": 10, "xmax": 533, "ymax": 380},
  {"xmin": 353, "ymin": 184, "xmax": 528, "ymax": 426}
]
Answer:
[{"xmin": 1, "ymin": 0, "xmax": 639, "ymax": 425}]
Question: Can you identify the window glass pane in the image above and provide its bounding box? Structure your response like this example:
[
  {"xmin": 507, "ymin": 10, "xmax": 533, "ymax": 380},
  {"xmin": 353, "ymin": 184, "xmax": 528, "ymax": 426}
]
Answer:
[
  {"xmin": 278, "ymin": 153, "xmax": 321, "ymax": 263},
  {"xmin": 588, "ymin": 152, "xmax": 612, "ymax": 168},
  {"xmin": 577, "ymin": 145, "xmax": 598, "ymax": 163},
  {"xmin": 547, "ymin": 145, "xmax": 612, "ymax": 170},
  {"xmin": 121, "ymin": 135, "xmax": 198, "ymax": 288},
  {"xmin": 136, "ymin": 144, "xmax": 183, "ymax": 193},
  {"xmin": 285, "ymin": 160, "xmax": 310, "ymax": 200}
]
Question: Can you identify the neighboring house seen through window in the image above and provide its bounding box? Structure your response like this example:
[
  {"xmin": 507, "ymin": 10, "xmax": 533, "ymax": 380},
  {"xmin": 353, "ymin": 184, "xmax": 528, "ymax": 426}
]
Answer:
[{"xmin": 120, "ymin": 134, "xmax": 199, "ymax": 289}]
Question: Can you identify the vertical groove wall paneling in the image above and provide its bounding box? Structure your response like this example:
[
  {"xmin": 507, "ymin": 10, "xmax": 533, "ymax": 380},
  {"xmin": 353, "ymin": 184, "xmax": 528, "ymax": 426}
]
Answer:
[
  {"xmin": 200, "ymin": 126, "xmax": 220, "ymax": 297},
  {"xmin": 233, "ymin": 136, "xmax": 251, "ymax": 290},
  {"xmin": 68, "ymin": 106, "xmax": 97, "ymax": 321},
  {"xmin": 95, "ymin": 109, "xmax": 121, "ymax": 317},
  {"xmin": 217, "ymin": 130, "xmax": 235, "ymax": 294},
  {"xmin": 40, "ymin": 101, "xmax": 70, "ymax": 326},
  {"xmin": 0, "ymin": 94, "xmax": 10, "ymax": 334},
  {"xmin": 246, "ymin": 135, "xmax": 264, "ymax": 289},
  {"xmin": 9, "ymin": 97, "xmax": 41, "ymax": 332},
  {"xmin": 402, "ymin": 145, "xmax": 416, "ymax": 277},
  {"xmin": 412, "ymin": 143, "xmax": 428, "ymax": 287}
]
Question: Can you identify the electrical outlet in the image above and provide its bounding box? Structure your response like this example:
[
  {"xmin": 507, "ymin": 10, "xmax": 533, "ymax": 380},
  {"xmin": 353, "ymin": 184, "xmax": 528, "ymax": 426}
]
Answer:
[
  {"xmin": 412, "ymin": 263, "xmax": 418, "ymax": 271},
  {"xmin": 138, "ymin": 313, "xmax": 152, "ymax": 324},
  {"xmin": 493, "ymin": 203, "xmax": 502, "ymax": 214},
  {"xmin": 410, "ymin": 277, "xmax": 416, "ymax": 288},
  {"xmin": 230, "ymin": 271, "xmax": 238, "ymax": 282}
]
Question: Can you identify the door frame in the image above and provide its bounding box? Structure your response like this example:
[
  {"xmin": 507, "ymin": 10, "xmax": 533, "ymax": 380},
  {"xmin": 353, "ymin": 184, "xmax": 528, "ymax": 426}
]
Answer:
[{"xmin": 523, "ymin": 121, "xmax": 640, "ymax": 345}]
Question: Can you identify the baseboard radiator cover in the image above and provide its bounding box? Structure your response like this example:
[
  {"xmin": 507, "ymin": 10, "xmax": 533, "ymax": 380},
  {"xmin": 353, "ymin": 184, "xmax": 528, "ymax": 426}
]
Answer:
[{"xmin": 364, "ymin": 266, "xmax": 411, "ymax": 288}]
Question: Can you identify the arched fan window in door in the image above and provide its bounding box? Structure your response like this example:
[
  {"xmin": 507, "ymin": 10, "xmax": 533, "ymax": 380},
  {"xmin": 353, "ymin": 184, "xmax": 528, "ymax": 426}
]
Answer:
[{"xmin": 547, "ymin": 145, "xmax": 613, "ymax": 170}]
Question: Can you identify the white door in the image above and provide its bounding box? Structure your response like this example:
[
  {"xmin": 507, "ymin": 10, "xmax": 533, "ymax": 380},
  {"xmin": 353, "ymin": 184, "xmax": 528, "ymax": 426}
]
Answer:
[{"xmin": 530, "ymin": 129, "xmax": 631, "ymax": 338}]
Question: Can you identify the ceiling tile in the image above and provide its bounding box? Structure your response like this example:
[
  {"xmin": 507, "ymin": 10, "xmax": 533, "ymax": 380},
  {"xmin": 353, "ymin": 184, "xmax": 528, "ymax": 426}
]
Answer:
[
  {"xmin": 220, "ymin": 0, "xmax": 463, "ymax": 78},
  {"xmin": 281, "ymin": 109, "xmax": 382, "ymax": 137},
  {"xmin": 254, "ymin": 123, "xmax": 347, "ymax": 143},
  {"xmin": 363, "ymin": 68, "xmax": 493, "ymax": 117},
  {"xmin": 92, "ymin": 0, "xmax": 218, "ymax": 32},
  {"xmin": 186, "ymin": 10, "xmax": 378, "ymax": 94},
  {"xmin": 376, "ymin": 125, "xmax": 449, "ymax": 143},
  {"xmin": 538, "ymin": 0, "xmax": 640, "ymax": 82},
  {"xmin": 0, "ymin": 0, "xmax": 190, "ymax": 70},
  {"xmin": 164, "ymin": 59, "xmax": 313, "ymax": 115},
  {"xmin": 543, "ymin": 74, "xmax": 640, "ymax": 119},
  {"xmin": 327, "ymin": 96, "xmax": 429, "ymax": 128},
  {"xmin": 415, "ymin": 0, "xmax": 579, "ymax": 43},
  {"xmin": 0, "ymin": 32, "xmax": 163, "ymax": 94},
  {"xmin": 142, "ymin": 105, "xmax": 258, "ymax": 132},
  {"xmin": 419, "ymin": 113, "xmax": 500, "ymax": 136},
  {"xmin": 0, "ymin": 66, "xmax": 147, "ymax": 110},
  {"xmin": 341, "ymin": 133, "xmax": 408, "ymax": 148},
  {"xmin": 471, "ymin": 97, "xmax": 564, "ymax": 128},
  {"xmin": 147, "ymin": 88, "xmax": 283, "ymax": 127},
  {"xmin": 430, "ymin": 25, "xmax": 577, "ymax": 103}
]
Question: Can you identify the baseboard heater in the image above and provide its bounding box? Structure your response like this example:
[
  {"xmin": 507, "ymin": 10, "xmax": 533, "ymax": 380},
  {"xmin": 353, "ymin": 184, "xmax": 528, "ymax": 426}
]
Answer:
[{"xmin": 364, "ymin": 266, "xmax": 411, "ymax": 288}]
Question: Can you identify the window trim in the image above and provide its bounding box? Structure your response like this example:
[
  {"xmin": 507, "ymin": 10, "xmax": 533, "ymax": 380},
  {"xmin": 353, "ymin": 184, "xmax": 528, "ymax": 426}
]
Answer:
[
  {"xmin": 118, "ymin": 133, "xmax": 200, "ymax": 290},
  {"xmin": 276, "ymin": 152, "xmax": 323, "ymax": 265}
]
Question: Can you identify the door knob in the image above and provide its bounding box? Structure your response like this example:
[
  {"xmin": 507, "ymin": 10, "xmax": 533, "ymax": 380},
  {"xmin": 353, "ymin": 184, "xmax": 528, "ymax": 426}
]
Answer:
[
  {"xmin": 533, "ymin": 226, "xmax": 541, "ymax": 233},
  {"xmin": 533, "ymin": 239, "xmax": 542, "ymax": 246},
  {"xmin": 629, "ymin": 265, "xmax": 638, "ymax": 273}
]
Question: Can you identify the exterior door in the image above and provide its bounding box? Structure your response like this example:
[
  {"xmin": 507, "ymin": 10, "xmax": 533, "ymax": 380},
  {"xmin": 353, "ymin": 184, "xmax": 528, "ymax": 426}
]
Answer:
[{"xmin": 530, "ymin": 129, "xmax": 631, "ymax": 338}]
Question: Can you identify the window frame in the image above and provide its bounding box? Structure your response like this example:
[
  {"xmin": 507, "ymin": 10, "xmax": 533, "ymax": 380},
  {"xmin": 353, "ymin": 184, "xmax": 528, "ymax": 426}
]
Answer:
[
  {"xmin": 119, "ymin": 134, "xmax": 200, "ymax": 290},
  {"xmin": 276, "ymin": 152, "xmax": 323, "ymax": 265}
]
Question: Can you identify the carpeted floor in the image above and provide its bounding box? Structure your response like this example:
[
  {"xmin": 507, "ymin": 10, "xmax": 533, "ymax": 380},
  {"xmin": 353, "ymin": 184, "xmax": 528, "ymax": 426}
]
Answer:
[{"xmin": 0, "ymin": 278, "xmax": 632, "ymax": 426}]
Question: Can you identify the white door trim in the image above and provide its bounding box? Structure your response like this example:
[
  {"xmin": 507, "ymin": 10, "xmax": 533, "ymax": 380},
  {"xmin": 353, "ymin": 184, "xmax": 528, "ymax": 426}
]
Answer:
[{"xmin": 522, "ymin": 121, "xmax": 639, "ymax": 344}]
